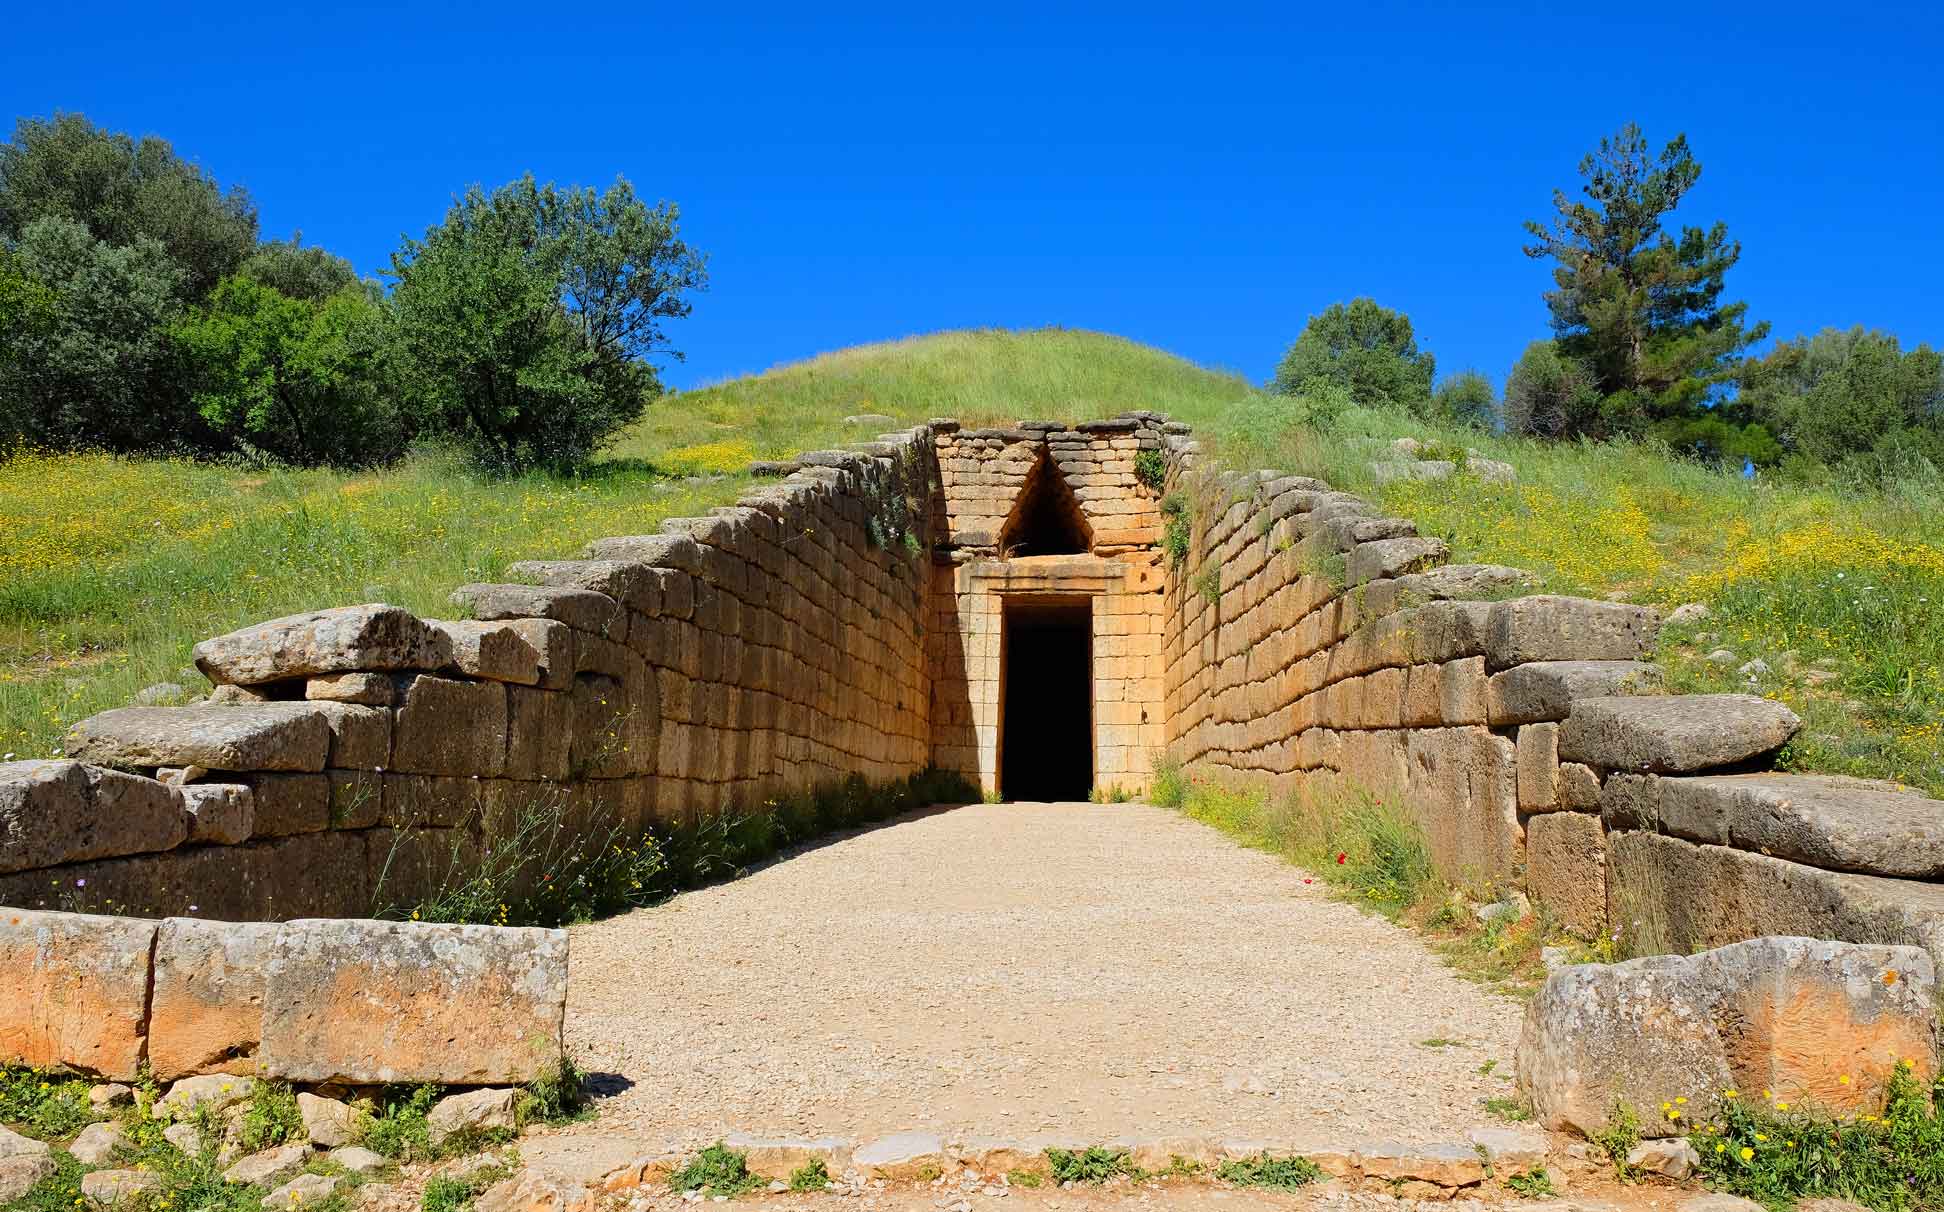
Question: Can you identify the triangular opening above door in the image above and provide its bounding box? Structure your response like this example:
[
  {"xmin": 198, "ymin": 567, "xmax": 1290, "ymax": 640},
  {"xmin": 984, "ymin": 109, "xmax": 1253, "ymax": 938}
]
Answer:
[{"xmin": 998, "ymin": 449, "xmax": 1092, "ymax": 556}]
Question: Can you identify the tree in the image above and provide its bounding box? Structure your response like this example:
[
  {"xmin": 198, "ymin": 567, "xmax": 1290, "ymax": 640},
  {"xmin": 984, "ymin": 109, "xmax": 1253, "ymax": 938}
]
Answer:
[
  {"xmin": 1430, "ymin": 370, "xmax": 1497, "ymax": 430},
  {"xmin": 0, "ymin": 248, "xmax": 57, "ymax": 443},
  {"xmin": 2, "ymin": 217, "xmax": 203, "ymax": 451},
  {"xmin": 1523, "ymin": 123, "xmax": 1768, "ymax": 440},
  {"xmin": 173, "ymin": 275, "xmax": 407, "ymax": 466},
  {"xmin": 1502, "ymin": 340, "xmax": 1601, "ymax": 440},
  {"xmin": 0, "ymin": 113, "xmax": 258, "ymax": 300},
  {"xmin": 240, "ymin": 236, "xmax": 360, "ymax": 302},
  {"xmin": 1739, "ymin": 327, "xmax": 1944, "ymax": 477},
  {"xmin": 1272, "ymin": 297, "xmax": 1435, "ymax": 413},
  {"xmin": 388, "ymin": 175, "xmax": 707, "ymax": 471}
]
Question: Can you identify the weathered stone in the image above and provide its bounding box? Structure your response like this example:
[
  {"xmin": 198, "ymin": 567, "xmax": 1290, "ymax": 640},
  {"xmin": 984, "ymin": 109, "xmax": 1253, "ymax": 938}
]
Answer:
[
  {"xmin": 330, "ymin": 1146, "xmax": 388, "ymax": 1175},
  {"xmin": 88, "ymin": 1083, "xmax": 133, "ymax": 1110},
  {"xmin": 181, "ymin": 783, "xmax": 254, "ymax": 844},
  {"xmin": 1689, "ymin": 936, "xmax": 1937, "ymax": 1111},
  {"xmin": 82, "ymin": 1168, "xmax": 164, "ymax": 1203},
  {"xmin": 427, "ymin": 1088, "xmax": 518, "ymax": 1147},
  {"xmin": 951, "ymin": 1135, "xmax": 1087, "ymax": 1173},
  {"xmin": 308, "ymin": 703, "xmax": 391, "ymax": 770},
  {"xmin": 1464, "ymin": 1125, "xmax": 1548, "ymax": 1170},
  {"xmin": 1516, "ymin": 723, "xmax": 1559, "ymax": 810},
  {"xmin": 718, "ymin": 1133, "xmax": 852, "ymax": 1180},
  {"xmin": 69, "ymin": 1121, "xmax": 127, "ymax": 1165},
  {"xmin": 475, "ymin": 1169, "xmax": 596, "ymax": 1212},
  {"xmin": 1560, "ymin": 695, "xmax": 1800, "ymax": 774},
  {"xmin": 1603, "ymin": 772, "xmax": 1944, "ymax": 879},
  {"xmin": 0, "ymin": 909, "xmax": 155, "ymax": 1079},
  {"xmin": 450, "ymin": 584, "xmax": 626, "ymax": 638},
  {"xmin": 1487, "ymin": 660, "xmax": 1664, "ymax": 725},
  {"xmin": 157, "ymin": 1074, "xmax": 257, "ymax": 1120},
  {"xmin": 1560, "ymin": 762, "xmax": 1603, "ymax": 810},
  {"xmin": 389, "ymin": 675, "xmax": 507, "ymax": 777},
  {"xmin": 0, "ymin": 1132, "xmax": 54, "ymax": 1202},
  {"xmin": 304, "ymin": 673, "xmax": 394, "ymax": 706},
  {"xmin": 264, "ymin": 1173, "xmax": 340, "ymax": 1209},
  {"xmin": 207, "ymin": 684, "xmax": 272, "ymax": 704},
  {"xmin": 1626, "ymin": 1139, "xmax": 1699, "ymax": 1179},
  {"xmin": 149, "ymin": 918, "xmax": 279, "ymax": 1080},
  {"xmin": 259, "ymin": 918, "xmax": 568, "ymax": 1084},
  {"xmin": 1403, "ymin": 727, "xmax": 1521, "ymax": 891},
  {"xmin": 1680, "ymin": 1199, "xmax": 1770, "ymax": 1212},
  {"xmin": 223, "ymin": 1142, "xmax": 311, "ymax": 1186},
  {"xmin": 1345, "ymin": 537, "xmax": 1448, "ymax": 586},
  {"xmin": 193, "ymin": 604, "xmax": 447, "ymax": 686},
  {"xmin": 67, "ymin": 705, "xmax": 333, "ymax": 773},
  {"xmin": 249, "ymin": 773, "xmax": 329, "ymax": 836},
  {"xmin": 287, "ymin": 1093, "xmax": 355, "ymax": 1148},
  {"xmin": 162, "ymin": 1122, "xmax": 206, "ymax": 1156},
  {"xmin": 1517, "ymin": 954, "xmax": 1733, "ymax": 1137},
  {"xmin": 851, "ymin": 1132, "xmax": 947, "ymax": 1180},
  {"xmin": 1527, "ymin": 813, "xmax": 1608, "ymax": 939},
  {"xmin": 429, "ymin": 620, "xmax": 573, "ymax": 689},
  {"xmin": 1485, "ymin": 597, "xmax": 1660, "ymax": 672},
  {"xmin": 1, "ymin": 760, "xmax": 186, "ymax": 873},
  {"xmin": 1354, "ymin": 1142, "xmax": 1486, "ymax": 1186}
]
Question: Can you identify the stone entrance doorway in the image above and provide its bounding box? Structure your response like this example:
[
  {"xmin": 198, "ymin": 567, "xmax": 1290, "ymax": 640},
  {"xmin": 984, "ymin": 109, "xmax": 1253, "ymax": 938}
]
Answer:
[{"xmin": 999, "ymin": 595, "xmax": 1093, "ymax": 800}]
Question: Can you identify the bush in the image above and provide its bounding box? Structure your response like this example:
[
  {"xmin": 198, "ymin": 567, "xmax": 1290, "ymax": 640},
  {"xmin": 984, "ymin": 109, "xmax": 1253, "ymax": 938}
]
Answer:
[
  {"xmin": 1273, "ymin": 297, "xmax": 1435, "ymax": 413},
  {"xmin": 235, "ymin": 1080, "xmax": 306, "ymax": 1152},
  {"xmin": 388, "ymin": 174, "xmax": 707, "ymax": 472},
  {"xmin": 359, "ymin": 1085, "xmax": 438, "ymax": 1161},
  {"xmin": 669, "ymin": 1144, "xmax": 761, "ymax": 1197},
  {"xmin": 1430, "ymin": 369, "xmax": 1498, "ymax": 429},
  {"xmin": 1503, "ymin": 340, "xmax": 1603, "ymax": 439},
  {"xmin": 787, "ymin": 1160, "xmax": 829, "ymax": 1192},
  {"xmin": 1216, "ymin": 1153, "xmax": 1323, "ymax": 1190},
  {"xmin": 1044, "ymin": 1146, "xmax": 1137, "ymax": 1184}
]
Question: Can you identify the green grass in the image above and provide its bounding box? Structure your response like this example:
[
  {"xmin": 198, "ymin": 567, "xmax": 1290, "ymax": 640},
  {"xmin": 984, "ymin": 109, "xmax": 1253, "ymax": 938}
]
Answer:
[
  {"xmin": 0, "ymin": 1065, "xmax": 95, "ymax": 1140},
  {"xmin": 421, "ymin": 1165, "xmax": 510, "ymax": 1212}
]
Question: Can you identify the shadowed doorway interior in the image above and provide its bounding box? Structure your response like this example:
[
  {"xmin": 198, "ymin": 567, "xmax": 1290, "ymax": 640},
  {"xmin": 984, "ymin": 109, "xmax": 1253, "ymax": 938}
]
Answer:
[{"xmin": 1000, "ymin": 596, "xmax": 1092, "ymax": 801}]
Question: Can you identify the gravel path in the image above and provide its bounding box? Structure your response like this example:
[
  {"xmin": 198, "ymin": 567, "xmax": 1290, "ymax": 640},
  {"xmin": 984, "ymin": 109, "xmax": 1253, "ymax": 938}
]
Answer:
[{"xmin": 565, "ymin": 802, "xmax": 1523, "ymax": 1150}]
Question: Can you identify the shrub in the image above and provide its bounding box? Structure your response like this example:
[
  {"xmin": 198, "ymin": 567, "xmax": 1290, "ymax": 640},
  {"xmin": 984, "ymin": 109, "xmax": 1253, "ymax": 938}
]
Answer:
[
  {"xmin": 1161, "ymin": 493, "xmax": 1191, "ymax": 568},
  {"xmin": 0, "ymin": 1064, "xmax": 94, "ymax": 1139},
  {"xmin": 1503, "ymin": 340, "xmax": 1602, "ymax": 440},
  {"xmin": 422, "ymin": 1165, "xmax": 509, "ymax": 1212},
  {"xmin": 1505, "ymin": 1168, "xmax": 1555, "ymax": 1198},
  {"xmin": 1430, "ymin": 369, "xmax": 1498, "ymax": 430},
  {"xmin": 788, "ymin": 1159, "xmax": 829, "ymax": 1192},
  {"xmin": 1044, "ymin": 1146, "xmax": 1137, "ymax": 1184},
  {"xmin": 359, "ymin": 1085, "xmax": 438, "ymax": 1161},
  {"xmin": 1133, "ymin": 448, "xmax": 1167, "ymax": 491},
  {"xmin": 1216, "ymin": 1153, "xmax": 1323, "ymax": 1190},
  {"xmin": 669, "ymin": 1144, "xmax": 761, "ymax": 1197},
  {"xmin": 388, "ymin": 174, "xmax": 707, "ymax": 473},
  {"xmin": 517, "ymin": 1056, "xmax": 589, "ymax": 1126},
  {"xmin": 236, "ymin": 1080, "xmax": 306, "ymax": 1152},
  {"xmin": 1591, "ymin": 1100, "xmax": 1642, "ymax": 1173},
  {"xmin": 1272, "ymin": 298, "xmax": 1435, "ymax": 413}
]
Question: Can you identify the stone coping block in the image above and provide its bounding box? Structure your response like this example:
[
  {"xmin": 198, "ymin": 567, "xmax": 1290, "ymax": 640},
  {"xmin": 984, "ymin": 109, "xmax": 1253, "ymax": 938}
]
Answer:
[
  {"xmin": 149, "ymin": 917, "xmax": 279, "ymax": 1080},
  {"xmin": 67, "ymin": 704, "xmax": 333, "ymax": 773},
  {"xmin": 258, "ymin": 917, "xmax": 567, "ymax": 1084},
  {"xmin": 1518, "ymin": 936, "xmax": 1936, "ymax": 1138},
  {"xmin": 1559, "ymin": 694, "xmax": 1800, "ymax": 774},
  {"xmin": 0, "ymin": 908, "xmax": 156, "ymax": 1079},
  {"xmin": 1484, "ymin": 596, "xmax": 1660, "ymax": 671},
  {"xmin": 1, "ymin": 760, "xmax": 187, "ymax": 874},
  {"xmin": 194, "ymin": 604, "xmax": 449, "ymax": 686},
  {"xmin": 1604, "ymin": 772, "xmax": 1944, "ymax": 879},
  {"xmin": 1487, "ymin": 660, "xmax": 1663, "ymax": 726},
  {"xmin": 451, "ymin": 584, "xmax": 625, "ymax": 637}
]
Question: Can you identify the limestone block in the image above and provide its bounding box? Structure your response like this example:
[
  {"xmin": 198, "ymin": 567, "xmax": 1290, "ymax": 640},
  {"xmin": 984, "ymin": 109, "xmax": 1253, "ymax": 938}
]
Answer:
[
  {"xmin": 505, "ymin": 559, "xmax": 661, "ymax": 615},
  {"xmin": 1526, "ymin": 812, "xmax": 1606, "ymax": 938},
  {"xmin": 259, "ymin": 918, "xmax": 568, "ymax": 1084},
  {"xmin": 1405, "ymin": 728, "xmax": 1521, "ymax": 891},
  {"xmin": 223, "ymin": 1143, "xmax": 310, "ymax": 1187},
  {"xmin": 1603, "ymin": 772, "xmax": 1944, "ymax": 879},
  {"xmin": 1438, "ymin": 657, "xmax": 1488, "ymax": 725},
  {"xmin": 451, "ymin": 583, "xmax": 626, "ymax": 637},
  {"xmin": 264, "ymin": 1174, "xmax": 340, "ymax": 1209},
  {"xmin": 1690, "ymin": 936, "xmax": 1937, "ymax": 1113},
  {"xmin": 0, "ymin": 909, "xmax": 155, "ymax": 1079},
  {"xmin": 0, "ymin": 1129, "xmax": 54, "ymax": 1203},
  {"xmin": 149, "ymin": 917, "xmax": 279, "ymax": 1080},
  {"xmin": 1354, "ymin": 1143, "xmax": 1486, "ymax": 1187},
  {"xmin": 1516, "ymin": 954, "xmax": 1732, "ymax": 1137},
  {"xmin": 1560, "ymin": 762, "xmax": 1603, "ymax": 810},
  {"xmin": 304, "ymin": 672, "xmax": 393, "ymax": 706},
  {"xmin": 1, "ymin": 759, "xmax": 186, "ymax": 873},
  {"xmin": 1516, "ymin": 723, "xmax": 1559, "ymax": 811},
  {"xmin": 67, "ymin": 704, "xmax": 333, "ymax": 773},
  {"xmin": 249, "ymin": 773, "xmax": 330, "ymax": 836},
  {"xmin": 82, "ymin": 1169, "xmax": 164, "ymax": 1203},
  {"xmin": 430, "ymin": 619, "xmax": 573, "ymax": 689},
  {"xmin": 1487, "ymin": 660, "xmax": 1664, "ymax": 725},
  {"xmin": 390, "ymin": 675, "xmax": 507, "ymax": 777},
  {"xmin": 585, "ymin": 532, "xmax": 704, "ymax": 573},
  {"xmin": 506, "ymin": 686, "xmax": 573, "ymax": 781},
  {"xmin": 181, "ymin": 783, "xmax": 253, "ymax": 844},
  {"xmin": 308, "ymin": 702, "xmax": 391, "ymax": 769},
  {"xmin": 851, "ymin": 1132, "xmax": 947, "ymax": 1180},
  {"xmin": 193, "ymin": 604, "xmax": 449, "ymax": 686},
  {"xmin": 1560, "ymin": 695, "xmax": 1801, "ymax": 774},
  {"xmin": 1345, "ymin": 536, "xmax": 1449, "ymax": 586},
  {"xmin": 1484, "ymin": 597, "xmax": 1661, "ymax": 672}
]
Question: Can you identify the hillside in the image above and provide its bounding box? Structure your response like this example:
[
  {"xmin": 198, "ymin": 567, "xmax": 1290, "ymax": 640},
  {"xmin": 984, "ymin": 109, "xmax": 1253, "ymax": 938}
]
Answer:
[{"xmin": 3, "ymin": 326, "xmax": 1939, "ymax": 796}]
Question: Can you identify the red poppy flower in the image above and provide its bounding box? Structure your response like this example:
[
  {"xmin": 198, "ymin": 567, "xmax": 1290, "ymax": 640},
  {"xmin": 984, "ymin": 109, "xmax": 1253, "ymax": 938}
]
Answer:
[{"xmin": 1336, "ymin": 852, "xmax": 1347, "ymax": 864}]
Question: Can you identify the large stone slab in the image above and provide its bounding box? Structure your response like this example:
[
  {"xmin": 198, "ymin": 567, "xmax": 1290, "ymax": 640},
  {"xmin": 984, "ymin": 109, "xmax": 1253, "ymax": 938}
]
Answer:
[
  {"xmin": 1487, "ymin": 660, "xmax": 1664, "ymax": 725},
  {"xmin": 389, "ymin": 675, "xmax": 507, "ymax": 777},
  {"xmin": 149, "ymin": 917, "xmax": 280, "ymax": 1080},
  {"xmin": 1526, "ymin": 812, "xmax": 1607, "ymax": 939},
  {"xmin": 1485, "ymin": 596, "xmax": 1660, "ymax": 671},
  {"xmin": 450, "ymin": 583, "xmax": 626, "ymax": 638},
  {"xmin": 67, "ymin": 704, "xmax": 333, "ymax": 773},
  {"xmin": 193, "ymin": 604, "xmax": 448, "ymax": 686},
  {"xmin": 429, "ymin": 619, "xmax": 573, "ymax": 689},
  {"xmin": 1604, "ymin": 772, "xmax": 1944, "ymax": 879},
  {"xmin": 1, "ymin": 760, "xmax": 187, "ymax": 874},
  {"xmin": 1606, "ymin": 829, "xmax": 1944, "ymax": 974},
  {"xmin": 0, "ymin": 909, "xmax": 156, "ymax": 1079},
  {"xmin": 1559, "ymin": 694, "xmax": 1800, "ymax": 774},
  {"xmin": 258, "ymin": 918, "xmax": 568, "ymax": 1084}
]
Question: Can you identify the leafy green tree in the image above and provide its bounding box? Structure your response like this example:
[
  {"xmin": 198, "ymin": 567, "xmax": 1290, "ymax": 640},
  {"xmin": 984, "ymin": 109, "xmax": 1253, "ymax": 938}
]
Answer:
[
  {"xmin": 1523, "ymin": 123, "xmax": 1768, "ymax": 440},
  {"xmin": 0, "ymin": 248, "xmax": 58, "ymax": 443},
  {"xmin": 240, "ymin": 236, "xmax": 361, "ymax": 302},
  {"xmin": 1430, "ymin": 370, "xmax": 1497, "ymax": 429},
  {"xmin": 173, "ymin": 275, "xmax": 407, "ymax": 466},
  {"xmin": 1272, "ymin": 298, "xmax": 1435, "ymax": 412},
  {"xmin": 1502, "ymin": 340, "xmax": 1601, "ymax": 439},
  {"xmin": 2, "ymin": 217, "xmax": 204, "ymax": 450},
  {"xmin": 389, "ymin": 174, "xmax": 707, "ymax": 471},
  {"xmin": 0, "ymin": 113, "xmax": 257, "ymax": 300},
  {"xmin": 1739, "ymin": 327, "xmax": 1944, "ymax": 477}
]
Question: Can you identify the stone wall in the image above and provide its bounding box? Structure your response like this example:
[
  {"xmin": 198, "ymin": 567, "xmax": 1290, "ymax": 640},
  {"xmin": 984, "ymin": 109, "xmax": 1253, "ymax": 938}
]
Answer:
[
  {"xmin": 1, "ymin": 426, "xmax": 937, "ymax": 921},
  {"xmin": 1156, "ymin": 435, "xmax": 1944, "ymax": 971}
]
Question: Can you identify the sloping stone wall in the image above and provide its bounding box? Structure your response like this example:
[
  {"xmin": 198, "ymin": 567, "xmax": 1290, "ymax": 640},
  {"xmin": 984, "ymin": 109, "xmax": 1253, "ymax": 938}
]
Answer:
[
  {"xmin": 1156, "ymin": 435, "xmax": 1944, "ymax": 970},
  {"xmin": 1, "ymin": 427, "xmax": 939, "ymax": 921}
]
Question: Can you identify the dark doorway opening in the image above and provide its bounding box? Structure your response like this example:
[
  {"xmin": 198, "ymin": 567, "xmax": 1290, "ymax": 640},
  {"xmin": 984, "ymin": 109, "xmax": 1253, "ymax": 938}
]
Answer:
[{"xmin": 1000, "ymin": 596, "xmax": 1093, "ymax": 801}]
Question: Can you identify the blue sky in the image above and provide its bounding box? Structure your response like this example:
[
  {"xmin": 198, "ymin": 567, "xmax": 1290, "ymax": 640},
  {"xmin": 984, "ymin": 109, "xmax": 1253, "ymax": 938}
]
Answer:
[{"xmin": 5, "ymin": 3, "xmax": 1940, "ymax": 392}]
